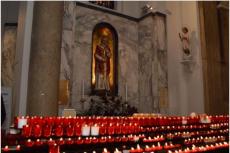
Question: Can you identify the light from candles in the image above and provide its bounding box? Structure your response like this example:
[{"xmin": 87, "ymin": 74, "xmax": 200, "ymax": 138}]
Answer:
[
  {"xmin": 18, "ymin": 117, "xmax": 27, "ymax": 129},
  {"xmin": 114, "ymin": 148, "xmax": 121, "ymax": 153},
  {"xmin": 91, "ymin": 124, "xmax": 99, "ymax": 136},
  {"xmin": 3, "ymin": 146, "xmax": 9, "ymax": 152},
  {"xmin": 82, "ymin": 124, "xmax": 90, "ymax": 136}
]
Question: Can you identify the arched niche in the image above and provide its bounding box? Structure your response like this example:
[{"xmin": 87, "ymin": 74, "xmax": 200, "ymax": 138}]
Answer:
[{"xmin": 91, "ymin": 22, "xmax": 118, "ymax": 96}]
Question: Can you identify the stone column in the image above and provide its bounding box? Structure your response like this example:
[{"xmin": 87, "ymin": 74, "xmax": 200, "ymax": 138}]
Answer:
[{"xmin": 27, "ymin": 2, "xmax": 63, "ymax": 116}]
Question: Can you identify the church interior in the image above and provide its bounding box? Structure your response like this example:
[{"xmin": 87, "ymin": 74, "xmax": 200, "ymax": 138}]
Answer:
[{"xmin": 1, "ymin": 1, "xmax": 229, "ymax": 153}]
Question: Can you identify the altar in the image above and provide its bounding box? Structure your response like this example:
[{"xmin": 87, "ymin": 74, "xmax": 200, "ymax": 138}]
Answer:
[{"xmin": 59, "ymin": 2, "xmax": 168, "ymax": 114}]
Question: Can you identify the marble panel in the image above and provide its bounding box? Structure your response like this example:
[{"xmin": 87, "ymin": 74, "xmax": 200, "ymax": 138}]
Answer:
[
  {"xmin": 2, "ymin": 26, "xmax": 17, "ymax": 87},
  {"xmin": 60, "ymin": 2, "xmax": 167, "ymax": 113}
]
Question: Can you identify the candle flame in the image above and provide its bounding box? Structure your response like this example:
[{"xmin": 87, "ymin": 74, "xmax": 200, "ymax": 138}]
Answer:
[{"xmin": 103, "ymin": 148, "xmax": 108, "ymax": 152}]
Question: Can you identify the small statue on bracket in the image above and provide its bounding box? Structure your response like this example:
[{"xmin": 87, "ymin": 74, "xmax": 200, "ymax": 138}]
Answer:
[{"xmin": 179, "ymin": 27, "xmax": 192, "ymax": 60}]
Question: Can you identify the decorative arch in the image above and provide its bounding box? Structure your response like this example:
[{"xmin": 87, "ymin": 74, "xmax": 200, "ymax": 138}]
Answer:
[{"xmin": 91, "ymin": 22, "xmax": 118, "ymax": 96}]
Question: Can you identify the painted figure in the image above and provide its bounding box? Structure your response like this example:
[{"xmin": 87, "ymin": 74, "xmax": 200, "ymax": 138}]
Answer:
[
  {"xmin": 94, "ymin": 36, "xmax": 111, "ymax": 91},
  {"xmin": 179, "ymin": 27, "xmax": 191, "ymax": 59}
]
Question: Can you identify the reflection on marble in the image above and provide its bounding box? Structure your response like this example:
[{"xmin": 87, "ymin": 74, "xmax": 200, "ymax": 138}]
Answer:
[
  {"xmin": 2, "ymin": 26, "xmax": 17, "ymax": 87},
  {"xmin": 60, "ymin": 2, "xmax": 168, "ymax": 113}
]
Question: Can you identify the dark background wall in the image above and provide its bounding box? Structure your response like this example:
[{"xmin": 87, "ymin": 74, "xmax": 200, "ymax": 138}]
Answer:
[{"xmin": 199, "ymin": 1, "xmax": 229, "ymax": 114}]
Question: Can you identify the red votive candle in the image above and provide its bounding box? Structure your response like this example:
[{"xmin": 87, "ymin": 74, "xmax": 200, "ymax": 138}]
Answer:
[
  {"xmin": 108, "ymin": 123, "xmax": 115, "ymax": 135},
  {"xmin": 100, "ymin": 124, "xmax": 107, "ymax": 135},
  {"xmin": 48, "ymin": 138, "xmax": 55, "ymax": 146},
  {"xmin": 102, "ymin": 148, "xmax": 110, "ymax": 153},
  {"xmin": 49, "ymin": 143, "xmax": 60, "ymax": 153},
  {"xmin": 57, "ymin": 138, "xmax": 65, "ymax": 145},
  {"xmin": 66, "ymin": 125, "xmax": 74, "ymax": 137},
  {"xmin": 33, "ymin": 124, "xmax": 42, "ymax": 138},
  {"xmin": 99, "ymin": 137, "xmax": 106, "ymax": 143},
  {"xmin": 43, "ymin": 124, "xmax": 52, "ymax": 138},
  {"xmin": 35, "ymin": 139, "xmax": 43, "ymax": 146},
  {"xmin": 84, "ymin": 137, "xmax": 91, "ymax": 144},
  {"xmin": 3, "ymin": 146, "xmax": 9, "ymax": 152},
  {"xmin": 66, "ymin": 138, "xmax": 74, "ymax": 145},
  {"xmin": 114, "ymin": 137, "xmax": 121, "ymax": 142},
  {"xmin": 115, "ymin": 123, "xmax": 121, "ymax": 134},
  {"xmin": 92, "ymin": 137, "xmax": 98, "ymax": 144},
  {"xmin": 75, "ymin": 137, "xmax": 83, "ymax": 144},
  {"xmin": 74, "ymin": 124, "xmax": 82, "ymax": 136},
  {"xmin": 55, "ymin": 125, "xmax": 63, "ymax": 137},
  {"xmin": 26, "ymin": 139, "xmax": 34, "ymax": 147},
  {"xmin": 22, "ymin": 125, "xmax": 31, "ymax": 138},
  {"xmin": 107, "ymin": 136, "xmax": 114, "ymax": 143}
]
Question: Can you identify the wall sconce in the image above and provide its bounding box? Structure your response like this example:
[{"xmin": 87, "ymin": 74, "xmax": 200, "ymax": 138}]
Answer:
[
  {"xmin": 142, "ymin": 4, "xmax": 153, "ymax": 14},
  {"xmin": 217, "ymin": 1, "xmax": 229, "ymax": 10}
]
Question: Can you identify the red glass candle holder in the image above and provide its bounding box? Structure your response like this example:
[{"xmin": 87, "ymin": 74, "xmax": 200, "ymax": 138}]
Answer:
[
  {"xmin": 56, "ymin": 138, "xmax": 65, "ymax": 145},
  {"xmin": 49, "ymin": 143, "xmax": 60, "ymax": 153},
  {"xmin": 48, "ymin": 138, "xmax": 55, "ymax": 146},
  {"xmin": 121, "ymin": 124, "xmax": 128, "ymax": 134},
  {"xmin": 33, "ymin": 124, "xmax": 42, "ymax": 138},
  {"xmin": 74, "ymin": 124, "xmax": 82, "ymax": 136},
  {"xmin": 2, "ymin": 146, "xmax": 9, "ymax": 152},
  {"xmin": 108, "ymin": 124, "xmax": 115, "ymax": 135},
  {"xmin": 107, "ymin": 136, "xmax": 114, "ymax": 143},
  {"xmin": 92, "ymin": 137, "xmax": 98, "ymax": 144},
  {"xmin": 99, "ymin": 124, "xmax": 107, "ymax": 135},
  {"xmin": 102, "ymin": 148, "xmax": 110, "ymax": 153},
  {"xmin": 66, "ymin": 138, "xmax": 74, "ymax": 145},
  {"xmin": 75, "ymin": 137, "xmax": 84, "ymax": 144},
  {"xmin": 114, "ymin": 123, "xmax": 121, "ymax": 134},
  {"xmin": 84, "ymin": 137, "xmax": 92, "ymax": 144},
  {"xmin": 35, "ymin": 139, "xmax": 43, "ymax": 146},
  {"xmin": 43, "ymin": 125, "xmax": 52, "ymax": 138},
  {"xmin": 145, "ymin": 145, "xmax": 153, "ymax": 152},
  {"xmin": 55, "ymin": 117, "xmax": 63, "ymax": 127},
  {"xmin": 46, "ymin": 117, "xmax": 54, "ymax": 126},
  {"xmin": 25, "ymin": 139, "xmax": 34, "ymax": 147},
  {"xmin": 55, "ymin": 125, "xmax": 63, "ymax": 137},
  {"xmin": 114, "ymin": 137, "xmax": 121, "ymax": 142},
  {"xmin": 22, "ymin": 125, "xmax": 32, "ymax": 138},
  {"xmin": 66, "ymin": 125, "xmax": 74, "ymax": 137},
  {"xmin": 16, "ymin": 145, "xmax": 21, "ymax": 151},
  {"xmin": 121, "ymin": 136, "xmax": 128, "ymax": 142},
  {"xmin": 99, "ymin": 137, "xmax": 107, "ymax": 143}
]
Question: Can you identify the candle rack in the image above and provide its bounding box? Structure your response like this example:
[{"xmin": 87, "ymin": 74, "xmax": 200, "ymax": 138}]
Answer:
[{"xmin": 2, "ymin": 115, "xmax": 229, "ymax": 153}]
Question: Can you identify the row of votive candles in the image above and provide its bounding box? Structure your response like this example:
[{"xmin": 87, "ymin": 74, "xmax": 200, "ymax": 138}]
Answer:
[
  {"xmin": 165, "ymin": 128, "xmax": 228, "ymax": 140},
  {"xmin": 22, "ymin": 134, "xmax": 144, "ymax": 147},
  {"xmin": 3, "ymin": 142, "xmax": 228, "ymax": 153},
  {"xmin": 22, "ymin": 123, "xmax": 141, "ymax": 138},
  {"xmin": 129, "ymin": 143, "xmax": 181, "ymax": 153},
  {"xmin": 15, "ymin": 115, "xmax": 229, "ymax": 129},
  {"xmin": 184, "ymin": 136, "xmax": 226, "ymax": 145},
  {"xmin": 168, "ymin": 142, "xmax": 229, "ymax": 153},
  {"xmin": 129, "ymin": 142, "xmax": 229, "ymax": 153}
]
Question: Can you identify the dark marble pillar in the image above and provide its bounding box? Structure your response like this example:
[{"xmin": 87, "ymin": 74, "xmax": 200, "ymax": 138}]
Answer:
[{"xmin": 27, "ymin": 2, "xmax": 63, "ymax": 116}]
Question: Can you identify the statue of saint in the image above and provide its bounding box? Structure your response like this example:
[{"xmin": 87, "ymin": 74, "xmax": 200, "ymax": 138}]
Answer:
[
  {"xmin": 94, "ymin": 36, "xmax": 111, "ymax": 91},
  {"xmin": 179, "ymin": 27, "xmax": 192, "ymax": 60}
]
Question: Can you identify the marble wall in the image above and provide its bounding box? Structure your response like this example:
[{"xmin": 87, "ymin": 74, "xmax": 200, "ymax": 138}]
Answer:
[
  {"xmin": 138, "ymin": 15, "xmax": 167, "ymax": 113},
  {"xmin": 60, "ymin": 2, "xmax": 167, "ymax": 113},
  {"xmin": 2, "ymin": 26, "xmax": 17, "ymax": 87}
]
